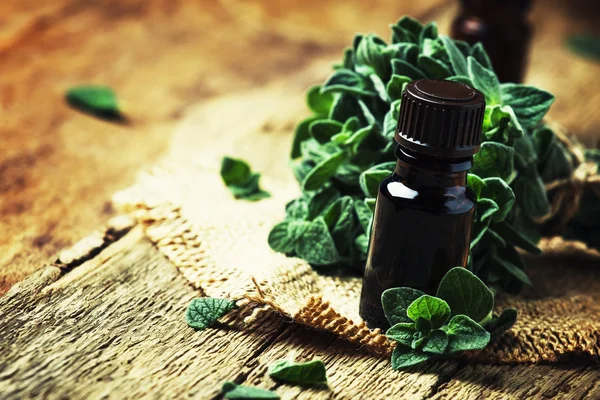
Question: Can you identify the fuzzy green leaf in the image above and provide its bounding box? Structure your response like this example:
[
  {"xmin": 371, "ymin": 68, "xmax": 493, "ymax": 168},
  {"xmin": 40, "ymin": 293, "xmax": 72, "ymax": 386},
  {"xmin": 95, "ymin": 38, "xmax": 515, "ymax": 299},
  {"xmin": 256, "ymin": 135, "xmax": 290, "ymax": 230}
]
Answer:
[
  {"xmin": 440, "ymin": 35, "xmax": 468, "ymax": 76},
  {"xmin": 488, "ymin": 308, "xmax": 518, "ymax": 337},
  {"xmin": 221, "ymin": 157, "xmax": 271, "ymax": 201},
  {"xmin": 467, "ymin": 174, "xmax": 486, "ymax": 199},
  {"xmin": 322, "ymin": 69, "xmax": 376, "ymax": 97},
  {"xmin": 471, "ymin": 142, "xmax": 515, "ymax": 182},
  {"xmin": 493, "ymin": 221, "xmax": 541, "ymax": 254},
  {"xmin": 481, "ymin": 177, "xmax": 516, "ymax": 223},
  {"xmin": 268, "ymin": 222, "xmax": 295, "ymax": 253},
  {"xmin": 422, "ymin": 329, "xmax": 449, "ymax": 354},
  {"xmin": 66, "ymin": 85, "xmax": 121, "ymax": 119},
  {"xmin": 418, "ymin": 55, "xmax": 451, "ymax": 79},
  {"xmin": 310, "ymin": 119, "xmax": 344, "ymax": 144},
  {"xmin": 307, "ymin": 188, "xmax": 340, "ymax": 220},
  {"xmin": 500, "ymin": 84, "xmax": 555, "ymax": 127},
  {"xmin": 387, "ymin": 75, "xmax": 412, "ymax": 101},
  {"xmin": 268, "ymin": 359, "xmax": 327, "ymax": 385},
  {"xmin": 302, "ymin": 151, "xmax": 348, "ymax": 191},
  {"xmin": 407, "ymin": 295, "xmax": 451, "ymax": 328},
  {"xmin": 359, "ymin": 170, "xmax": 390, "ymax": 197},
  {"xmin": 436, "ymin": 267, "xmax": 494, "ymax": 323},
  {"xmin": 470, "ymin": 43, "xmax": 493, "ymax": 70},
  {"xmin": 468, "ymin": 56, "xmax": 500, "ymax": 105},
  {"xmin": 291, "ymin": 117, "xmax": 318, "ymax": 159},
  {"xmin": 381, "ymin": 287, "xmax": 426, "ymax": 325},
  {"xmin": 446, "ymin": 315, "xmax": 490, "ymax": 354},
  {"xmin": 222, "ymin": 382, "xmax": 280, "ymax": 400},
  {"xmin": 186, "ymin": 298, "xmax": 236, "ymax": 330},
  {"xmin": 392, "ymin": 59, "xmax": 426, "ymax": 80},
  {"xmin": 353, "ymin": 199, "xmax": 373, "ymax": 232},
  {"xmin": 391, "ymin": 16, "xmax": 423, "ymax": 44},
  {"xmin": 295, "ymin": 217, "xmax": 340, "ymax": 265},
  {"xmin": 391, "ymin": 344, "xmax": 432, "ymax": 370},
  {"xmin": 491, "ymin": 254, "xmax": 532, "ymax": 285},
  {"xmin": 307, "ymin": 85, "xmax": 335, "ymax": 116},
  {"xmin": 386, "ymin": 322, "xmax": 416, "ymax": 346}
]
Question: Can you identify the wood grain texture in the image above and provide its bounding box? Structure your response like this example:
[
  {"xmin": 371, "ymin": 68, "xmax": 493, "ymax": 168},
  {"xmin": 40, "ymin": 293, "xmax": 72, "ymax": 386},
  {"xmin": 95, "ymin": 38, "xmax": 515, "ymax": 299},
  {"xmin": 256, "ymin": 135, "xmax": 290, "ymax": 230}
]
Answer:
[{"xmin": 1, "ymin": 230, "xmax": 599, "ymax": 399}]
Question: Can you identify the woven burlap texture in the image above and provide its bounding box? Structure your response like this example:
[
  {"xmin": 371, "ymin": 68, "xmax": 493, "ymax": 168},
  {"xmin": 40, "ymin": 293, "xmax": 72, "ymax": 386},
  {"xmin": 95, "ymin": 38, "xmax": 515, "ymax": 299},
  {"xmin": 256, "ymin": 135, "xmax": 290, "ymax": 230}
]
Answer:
[{"xmin": 113, "ymin": 162, "xmax": 600, "ymax": 364}]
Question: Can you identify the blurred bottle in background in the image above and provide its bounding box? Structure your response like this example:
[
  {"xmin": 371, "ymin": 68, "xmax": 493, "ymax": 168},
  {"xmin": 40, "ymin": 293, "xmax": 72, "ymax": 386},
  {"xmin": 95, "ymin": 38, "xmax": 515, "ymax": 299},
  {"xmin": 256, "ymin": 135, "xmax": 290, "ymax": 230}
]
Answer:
[{"xmin": 451, "ymin": 0, "xmax": 533, "ymax": 83}]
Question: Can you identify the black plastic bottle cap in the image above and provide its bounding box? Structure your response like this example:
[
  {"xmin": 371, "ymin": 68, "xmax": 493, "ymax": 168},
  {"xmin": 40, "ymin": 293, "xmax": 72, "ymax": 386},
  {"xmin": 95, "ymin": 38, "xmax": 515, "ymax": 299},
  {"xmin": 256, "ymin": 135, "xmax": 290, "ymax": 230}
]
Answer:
[{"xmin": 395, "ymin": 79, "xmax": 486, "ymax": 159}]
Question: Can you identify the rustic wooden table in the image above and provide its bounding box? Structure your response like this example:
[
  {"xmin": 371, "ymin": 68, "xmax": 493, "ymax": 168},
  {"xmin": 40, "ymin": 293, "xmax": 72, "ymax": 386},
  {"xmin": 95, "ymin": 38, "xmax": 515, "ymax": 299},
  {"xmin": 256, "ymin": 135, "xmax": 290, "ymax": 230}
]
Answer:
[{"xmin": 1, "ymin": 0, "xmax": 600, "ymax": 398}]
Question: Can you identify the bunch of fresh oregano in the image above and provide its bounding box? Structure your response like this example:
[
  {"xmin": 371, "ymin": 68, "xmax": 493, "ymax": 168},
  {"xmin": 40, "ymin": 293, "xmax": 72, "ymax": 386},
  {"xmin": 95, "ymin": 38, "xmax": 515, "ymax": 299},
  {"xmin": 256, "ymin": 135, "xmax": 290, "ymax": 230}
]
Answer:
[
  {"xmin": 268, "ymin": 15, "xmax": 600, "ymax": 294},
  {"xmin": 383, "ymin": 267, "xmax": 516, "ymax": 369}
]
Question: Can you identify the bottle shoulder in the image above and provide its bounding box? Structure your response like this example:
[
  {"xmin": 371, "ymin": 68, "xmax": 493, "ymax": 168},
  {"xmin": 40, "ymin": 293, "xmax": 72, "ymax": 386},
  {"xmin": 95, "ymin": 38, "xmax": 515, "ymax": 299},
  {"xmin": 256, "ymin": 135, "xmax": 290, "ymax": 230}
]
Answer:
[{"xmin": 379, "ymin": 175, "xmax": 476, "ymax": 214}]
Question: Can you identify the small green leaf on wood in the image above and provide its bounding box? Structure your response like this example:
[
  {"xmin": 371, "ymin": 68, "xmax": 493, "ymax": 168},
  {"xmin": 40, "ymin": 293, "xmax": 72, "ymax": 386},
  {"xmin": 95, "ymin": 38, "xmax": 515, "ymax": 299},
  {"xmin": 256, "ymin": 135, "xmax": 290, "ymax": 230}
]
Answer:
[
  {"xmin": 221, "ymin": 382, "xmax": 280, "ymax": 399},
  {"xmin": 186, "ymin": 298, "xmax": 236, "ymax": 330},
  {"xmin": 391, "ymin": 344, "xmax": 432, "ymax": 370},
  {"xmin": 66, "ymin": 85, "xmax": 121, "ymax": 119},
  {"xmin": 268, "ymin": 358, "xmax": 327, "ymax": 385}
]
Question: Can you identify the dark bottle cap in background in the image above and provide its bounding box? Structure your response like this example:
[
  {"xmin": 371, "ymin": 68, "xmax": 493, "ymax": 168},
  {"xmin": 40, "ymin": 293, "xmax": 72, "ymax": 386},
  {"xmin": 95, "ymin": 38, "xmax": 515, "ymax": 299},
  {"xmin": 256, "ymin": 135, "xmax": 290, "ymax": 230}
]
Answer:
[{"xmin": 395, "ymin": 79, "xmax": 486, "ymax": 159}]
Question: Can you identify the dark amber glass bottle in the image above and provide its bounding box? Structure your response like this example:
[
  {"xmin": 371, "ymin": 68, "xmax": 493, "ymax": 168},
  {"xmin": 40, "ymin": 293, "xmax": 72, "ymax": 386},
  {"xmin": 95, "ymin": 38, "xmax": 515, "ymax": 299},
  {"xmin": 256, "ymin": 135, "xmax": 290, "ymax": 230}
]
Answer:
[
  {"xmin": 359, "ymin": 79, "xmax": 486, "ymax": 329},
  {"xmin": 451, "ymin": 0, "xmax": 532, "ymax": 83}
]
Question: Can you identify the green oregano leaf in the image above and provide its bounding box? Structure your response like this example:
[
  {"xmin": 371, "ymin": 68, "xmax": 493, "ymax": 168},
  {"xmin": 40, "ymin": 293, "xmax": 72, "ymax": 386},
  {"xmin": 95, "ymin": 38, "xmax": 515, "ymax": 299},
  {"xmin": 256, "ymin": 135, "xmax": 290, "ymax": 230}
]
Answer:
[
  {"xmin": 268, "ymin": 221, "xmax": 295, "ymax": 253},
  {"xmin": 391, "ymin": 344, "xmax": 432, "ymax": 370},
  {"xmin": 436, "ymin": 267, "xmax": 494, "ymax": 323},
  {"xmin": 417, "ymin": 55, "xmax": 451, "ymax": 79},
  {"xmin": 302, "ymin": 151, "xmax": 348, "ymax": 191},
  {"xmin": 386, "ymin": 75, "xmax": 412, "ymax": 101},
  {"xmin": 500, "ymin": 84, "xmax": 555, "ymax": 128},
  {"xmin": 359, "ymin": 170, "xmax": 390, "ymax": 197},
  {"xmin": 353, "ymin": 198, "xmax": 373, "ymax": 232},
  {"xmin": 392, "ymin": 59, "xmax": 426, "ymax": 80},
  {"xmin": 471, "ymin": 142, "xmax": 515, "ymax": 182},
  {"xmin": 491, "ymin": 254, "xmax": 532, "ymax": 285},
  {"xmin": 386, "ymin": 322, "xmax": 416, "ymax": 346},
  {"xmin": 268, "ymin": 358, "xmax": 327, "ymax": 385},
  {"xmin": 480, "ymin": 177, "xmax": 515, "ymax": 223},
  {"xmin": 291, "ymin": 117, "xmax": 318, "ymax": 159},
  {"xmin": 186, "ymin": 298, "xmax": 236, "ymax": 330},
  {"xmin": 321, "ymin": 69, "xmax": 376, "ymax": 97},
  {"xmin": 381, "ymin": 287, "xmax": 426, "ymax": 325},
  {"xmin": 467, "ymin": 173, "xmax": 486, "ymax": 198},
  {"xmin": 221, "ymin": 382, "xmax": 280, "ymax": 400},
  {"xmin": 422, "ymin": 329, "xmax": 449, "ymax": 354},
  {"xmin": 309, "ymin": 119, "xmax": 344, "ymax": 144},
  {"xmin": 306, "ymin": 85, "xmax": 335, "ymax": 116},
  {"xmin": 391, "ymin": 16, "xmax": 423, "ymax": 44},
  {"xmin": 468, "ymin": 56, "xmax": 501, "ymax": 105},
  {"xmin": 470, "ymin": 42, "xmax": 493, "ymax": 70},
  {"xmin": 445, "ymin": 315, "xmax": 491, "ymax": 354},
  {"xmin": 66, "ymin": 85, "xmax": 121, "ymax": 119},
  {"xmin": 493, "ymin": 221, "xmax": 541, "ymax": 254},
  {"xmin": 221, "ymin": 157, "xmax": 271, "ymax": 201},
  {"xmin": 406, "ymin": 295, "xmax": 451, "ymax": 329},
  {"xmin": 295, "ymin": 217, "xmax": 340, "ymax": 265},
  {"xmin": 440, "ymin": 35, "xmax": 468, "ymax": 76},
  {"xmin": 488, "ymin": 308, "xmax": 518, "ymax": 338}
]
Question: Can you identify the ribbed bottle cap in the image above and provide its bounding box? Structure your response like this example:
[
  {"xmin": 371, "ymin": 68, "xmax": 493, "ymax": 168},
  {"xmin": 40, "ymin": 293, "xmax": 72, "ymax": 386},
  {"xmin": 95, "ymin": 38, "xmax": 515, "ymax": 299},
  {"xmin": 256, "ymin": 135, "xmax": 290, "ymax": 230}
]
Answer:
[{"xmin": 395, "ymin": 79, "xmax": 485, "ymax": 159}]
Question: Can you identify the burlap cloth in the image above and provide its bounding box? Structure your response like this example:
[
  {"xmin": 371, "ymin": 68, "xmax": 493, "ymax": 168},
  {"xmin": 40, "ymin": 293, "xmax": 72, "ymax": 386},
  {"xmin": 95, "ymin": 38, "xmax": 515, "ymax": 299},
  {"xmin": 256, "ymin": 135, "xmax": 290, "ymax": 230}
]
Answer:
[{"xmin": 111, "ymin": 154, "xmax": 600, "ymax": 365}]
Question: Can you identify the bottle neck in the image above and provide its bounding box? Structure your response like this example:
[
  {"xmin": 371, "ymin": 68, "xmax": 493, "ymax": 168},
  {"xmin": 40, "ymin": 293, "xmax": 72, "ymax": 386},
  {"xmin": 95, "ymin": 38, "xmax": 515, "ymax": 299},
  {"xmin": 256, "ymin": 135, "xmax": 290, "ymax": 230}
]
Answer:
[{"xmin": 393, "ymin": 145, "xmax": 472, "ymax": 189}]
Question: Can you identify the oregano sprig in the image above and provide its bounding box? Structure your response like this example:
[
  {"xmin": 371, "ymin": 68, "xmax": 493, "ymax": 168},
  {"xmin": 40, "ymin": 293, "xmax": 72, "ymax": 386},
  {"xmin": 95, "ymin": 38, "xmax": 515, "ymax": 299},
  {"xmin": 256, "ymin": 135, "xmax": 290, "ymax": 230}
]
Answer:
[{"xmin": 383, "ymin": 267, "xmax": 517, "ymax": 369}]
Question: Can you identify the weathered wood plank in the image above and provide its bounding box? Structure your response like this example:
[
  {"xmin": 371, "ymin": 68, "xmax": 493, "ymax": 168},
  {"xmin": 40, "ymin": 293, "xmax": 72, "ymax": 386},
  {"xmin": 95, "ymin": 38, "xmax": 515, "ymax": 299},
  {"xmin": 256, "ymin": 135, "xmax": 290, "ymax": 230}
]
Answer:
[{"xmin": 0, "ymin": 230, "xmax": 291, "ymax": 399}]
